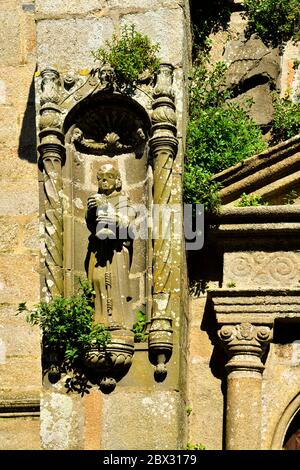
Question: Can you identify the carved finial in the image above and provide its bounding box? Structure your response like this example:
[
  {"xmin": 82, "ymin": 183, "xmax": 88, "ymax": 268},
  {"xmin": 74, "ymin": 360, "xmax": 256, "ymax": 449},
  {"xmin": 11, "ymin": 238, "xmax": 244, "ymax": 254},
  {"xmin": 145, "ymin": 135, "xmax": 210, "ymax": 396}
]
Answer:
[
  {"xmin": 40, "ymin": 67, "xmax": 61, "ymax": 106},
  {"xmin": 99, "ymin": 376, "xmax": 116, "ymax": 394}
]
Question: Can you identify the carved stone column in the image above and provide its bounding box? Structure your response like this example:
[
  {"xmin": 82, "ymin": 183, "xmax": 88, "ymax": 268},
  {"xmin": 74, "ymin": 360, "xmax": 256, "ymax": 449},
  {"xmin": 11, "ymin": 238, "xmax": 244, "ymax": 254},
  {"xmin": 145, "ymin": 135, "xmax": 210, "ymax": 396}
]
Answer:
[
  {"xmin": 218, "ymin": 322, "xmax": 273, "ymax": 450},
  {"xmin": 148, "ymin": 64, "xmax": 178, "ymax": 380},
  {"xmin": 38, "ymin": 68, "xmax": 65, "ymax": 299}
]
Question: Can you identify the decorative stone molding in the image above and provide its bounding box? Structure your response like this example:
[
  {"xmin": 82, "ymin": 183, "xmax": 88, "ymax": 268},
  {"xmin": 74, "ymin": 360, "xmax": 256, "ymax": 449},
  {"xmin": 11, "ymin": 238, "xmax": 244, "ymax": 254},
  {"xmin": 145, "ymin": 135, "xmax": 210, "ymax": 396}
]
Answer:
[
  {"xmin": 38, "ymin": 68, "xmax": 65, "ymax": 299},
  {"xmin": 218, "ymin": 322, "xmax": 273, "ymax": 374},
  {"xmin": 148, "ymin": 64, "xmax": 178, "ymax": 380}
]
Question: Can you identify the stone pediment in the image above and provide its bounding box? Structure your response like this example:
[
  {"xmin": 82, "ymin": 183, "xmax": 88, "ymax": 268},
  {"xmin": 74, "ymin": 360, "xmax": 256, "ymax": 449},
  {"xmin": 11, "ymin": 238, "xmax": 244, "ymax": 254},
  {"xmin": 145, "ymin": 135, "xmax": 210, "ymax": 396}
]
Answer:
[{"xmin": 214, "ymin": 134, "xmax": 300, "ymax": 206}]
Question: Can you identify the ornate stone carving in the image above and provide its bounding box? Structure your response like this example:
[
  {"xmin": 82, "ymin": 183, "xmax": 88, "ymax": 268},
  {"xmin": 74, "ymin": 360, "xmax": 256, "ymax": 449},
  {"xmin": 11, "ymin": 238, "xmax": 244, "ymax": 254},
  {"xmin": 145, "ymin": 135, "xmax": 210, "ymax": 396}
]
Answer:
[
  {"xmin": 224, "ymin": 251, "xmax": 300, "ymax": 288},
  {"xmin": 84, "ymin": 331, "xmax": 134, "ymax": 393},
  {"xmin": 218, "ymin": 322, "xmax": 273, "ymax": 373},
  {"xmin": 38, "ymin": 67, "xmax": 65, "ymax": 299},
  {"xmin": 85, "ymin": 163, "xmax": 136, "ymax": 392},
  {"xmin": 40, "ymin": 67, "xmax": 62, "ymax": 106},
  {"xmin": 71, "ymin": 127, "xmax": 145, "ymax": 154},
  {"xmin": 86, "ymin": 163, "xmax": 134, "ymax": 328},
  {"xmin": 148, "ymin": 64, "xmax": 178, "ymax": 379}
]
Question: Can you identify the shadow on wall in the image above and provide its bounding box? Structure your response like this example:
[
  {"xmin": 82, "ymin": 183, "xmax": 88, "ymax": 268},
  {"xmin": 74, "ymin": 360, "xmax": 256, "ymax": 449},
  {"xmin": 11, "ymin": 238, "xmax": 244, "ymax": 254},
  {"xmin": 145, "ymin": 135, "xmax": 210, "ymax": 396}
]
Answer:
[{"xmin": 18, "ymin": 75, "xmax": 37, "ymax": 163}]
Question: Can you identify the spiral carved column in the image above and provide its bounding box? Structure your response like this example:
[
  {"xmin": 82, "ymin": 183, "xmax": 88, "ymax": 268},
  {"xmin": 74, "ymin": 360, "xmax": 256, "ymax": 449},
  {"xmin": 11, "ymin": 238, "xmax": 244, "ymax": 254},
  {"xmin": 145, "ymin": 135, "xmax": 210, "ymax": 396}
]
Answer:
[
  {"xmin": 38, "ymin": 68, "xmax": 65, "ymax": 299},
  {"xmin": 148, "ymin": 64, "xmax": 178, "ymax": 381},
  {"xmin": 218, "ymin": 322, "xmax": 273, "ymax": 450}
]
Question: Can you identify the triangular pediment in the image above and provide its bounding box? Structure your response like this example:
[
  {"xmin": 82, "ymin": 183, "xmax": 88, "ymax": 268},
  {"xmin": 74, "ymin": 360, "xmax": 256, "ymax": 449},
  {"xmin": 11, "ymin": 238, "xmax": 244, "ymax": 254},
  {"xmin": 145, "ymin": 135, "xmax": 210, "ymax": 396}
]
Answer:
[{"xmin": 214, "ymin": 135, "xmax": 300, "ymax": 206}]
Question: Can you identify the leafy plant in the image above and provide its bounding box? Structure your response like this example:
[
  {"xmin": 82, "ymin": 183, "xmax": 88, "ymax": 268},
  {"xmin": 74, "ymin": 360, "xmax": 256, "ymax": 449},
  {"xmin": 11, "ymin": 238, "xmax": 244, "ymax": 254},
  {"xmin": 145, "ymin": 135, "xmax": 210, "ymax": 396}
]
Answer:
[
  {"xmin": 92, "ymin": 24, "xmax": 160, "ymax": 86},
  {"xmin": 190, "ymin": 0, "xmax": 231, "ymax": 52},
  {"xmin": 186, "ymin": 442, "xmax": 206, "ymax": 450},
  {"xmin": 18, "ymin": 280, "xmax": 111, "ymax": 394},
  {"xmin": 227, "ymin": 281, "xmax": 236, "ymax": 288},
  {"xmin": 270, "ymin": 92, "xmax": 300, "ymax": 145},
  {"xmin": 283, "ymin": 189, "xmax": 298, "ymax": 204},
  {"xmin": 237, "ymin": 193, "xmax": 269, "ymax": 207},
  {"xmin": 132, "ymin": 310, "xmax": 148, "ymax": 342},
  {"xmin": 186, "ymin": 405, "xmax": 193, "ymax": 416},
  {"xmin": 184, "ymin": 51, "xmax": 266, "ymax": 212},
  {"xmin": 243, "ymin": 0, "xmax": 300, "ymax": 47}
]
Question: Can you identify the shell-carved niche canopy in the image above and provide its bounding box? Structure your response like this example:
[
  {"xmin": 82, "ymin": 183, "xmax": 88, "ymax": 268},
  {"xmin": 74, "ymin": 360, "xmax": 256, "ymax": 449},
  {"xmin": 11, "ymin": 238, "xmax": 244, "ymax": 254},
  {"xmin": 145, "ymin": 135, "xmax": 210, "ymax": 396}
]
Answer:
[{"xmin": 64, "ymin": 93, "xmax": 151, "ymax": 157}]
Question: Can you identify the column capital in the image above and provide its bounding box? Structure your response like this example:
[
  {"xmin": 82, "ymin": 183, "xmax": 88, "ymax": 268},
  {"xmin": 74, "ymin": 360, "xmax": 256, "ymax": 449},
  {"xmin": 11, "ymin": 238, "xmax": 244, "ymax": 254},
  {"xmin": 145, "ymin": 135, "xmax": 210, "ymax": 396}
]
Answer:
[{"xmin": 218, "ymin": 322, "xmax": 273, "ymax": 374}]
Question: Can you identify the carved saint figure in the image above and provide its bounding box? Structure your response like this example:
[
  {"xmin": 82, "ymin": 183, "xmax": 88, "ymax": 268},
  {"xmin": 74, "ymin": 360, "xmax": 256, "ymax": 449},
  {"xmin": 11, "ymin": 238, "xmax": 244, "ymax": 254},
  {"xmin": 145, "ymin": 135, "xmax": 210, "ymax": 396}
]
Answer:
[{"xmin": 86, "ymin": 163, "xmax": 133, "ymax": 328}]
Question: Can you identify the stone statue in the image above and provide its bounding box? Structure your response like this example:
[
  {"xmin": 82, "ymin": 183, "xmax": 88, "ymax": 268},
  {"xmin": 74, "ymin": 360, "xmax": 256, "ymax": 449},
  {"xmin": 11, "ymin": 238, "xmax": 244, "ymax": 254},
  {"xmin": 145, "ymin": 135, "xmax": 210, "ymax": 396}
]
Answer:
[{"xmin": 86, "ymin": 163, "xmax": 134, "ymax": 328}]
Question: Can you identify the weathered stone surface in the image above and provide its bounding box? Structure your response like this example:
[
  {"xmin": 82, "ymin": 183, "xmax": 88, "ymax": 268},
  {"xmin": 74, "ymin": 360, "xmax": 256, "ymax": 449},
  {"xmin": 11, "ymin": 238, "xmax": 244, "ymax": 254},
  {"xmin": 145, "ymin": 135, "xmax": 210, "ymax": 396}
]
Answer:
[
  {"xmin": 108, "ymin": 0, "xmax": 182, "ymax": 9},
  {"xmin": 224, "ymin": 35, "xmax": 280, "ymax": 128},
  {"xmin": 0, "ymin": 358, "xmax": 41, "ymax": 396},
  {"xmin": 224, "ymin": 36, "xmax": 280, "ymax": 87},
  {"xmin": 23, "ymin": 218, "xmax": 40, "ymax": 250},
  {"xmin": 214, "ymin": 136, "xmax": 300, "ymax": 205},
  {"xmin": 102, "ymin": 391, "xmax": 181, "ymax": 449},
  {"xmin": 0, "ymin": 107, "xmax": 18, "ymax": 147},
  {"xmin": 0, "ymin": 185, "xmax": 38, "ymax": 215},
  {"xmin": 0, "ymin": 322, "xmax": 40, "ymax": 358},
  {"xmin": 121, "ymin": 9, "xmax": 185, "ymax": 66},
  {"xmin": 0, "ymin": 417, "xmax": 41, "ymax": 450},
  {"xmin": 124, "ymin": 155, "xmax": 147, "ymax": 185},
  {"xmin": 0, "ymin": 218, "xmax": 19, "ymax": 251},
  {"xmin": 231, "ymin": 83, "xmax": 275, "ymax": 127},
  {"xmin": 0, "ymin": 66, "xmax": 36, "ymax": 107},
  {"xmin": 0, "ymin": 147, "xmax": 38, "ymax": 182},
  {"xmin": 36, "ymin": 0, "xmax": 106, "ymax": 15},
  {"xmin": 224, "ymin": 251, "xmax": 300, "ymax": 289},
  {"xmin": 0, "ymin": 253, "xmax": 39, "ymax": 303},
  {"xmin": 0, "ymin": 12, "xmax": 20, "ymax": 66},
  {"xmin": 83, "ymin": 390, "xmax": 102, "ymax": 450},
  {"xmin": 36, "ymin": 18, "xmax": 114, "ymax": 70},
  {"xmin": 261, "ymin": 343, "xmax": 300, "ymax": 449},
  {"xmin": 40, "ymin": 387, "xmax": 85, "ymax": 450},
  {"xmin": 0, "ymin": 80, "xmax": 6, "ymax": 105},
  {"xmin": 187, "ymin": 297, "xmax": 224, "ymax": 450}
]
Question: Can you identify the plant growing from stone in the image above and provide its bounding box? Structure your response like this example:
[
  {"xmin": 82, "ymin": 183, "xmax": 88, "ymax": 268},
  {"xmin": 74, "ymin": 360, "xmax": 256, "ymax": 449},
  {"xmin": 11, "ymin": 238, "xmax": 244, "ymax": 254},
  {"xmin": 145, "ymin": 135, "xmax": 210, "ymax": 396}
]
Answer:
[
  {"xmin": 92, "ymin": 24, "xmax": 160, "ymax": 86},
  {"xmin": 185, "ymin": 442, "xmax": 206, "ymax": 450},
  {"xmin": 18, "ymin": 279, "xmax": 111, "ymax": 394},
  {"xmin": 184, "ymin": 50, "xmax": 266, "ymax": 212},
  {"xmin": 132, "ymin": 310, "xmax": 148, "ymax": 343},
  {"xmin": 237, "ymin": 193, "xmax": 269, "ymax": 207},
  {"xmin": 270, "ymin": 91, "xmax": 300, "ymax": 145},
  {"xmin": 243, "ymin": 0, "xmax": 300, "ymax": 47}
]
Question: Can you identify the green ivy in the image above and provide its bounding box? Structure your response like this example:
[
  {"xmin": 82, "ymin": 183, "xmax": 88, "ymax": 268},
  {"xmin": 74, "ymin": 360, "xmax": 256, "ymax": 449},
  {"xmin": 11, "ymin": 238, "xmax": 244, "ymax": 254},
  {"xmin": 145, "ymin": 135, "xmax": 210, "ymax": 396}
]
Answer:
[
  {"xmin": 184, "ymin": 51, "xmax": 266, "ymax": 212},
  {"xmin": 243, "ymin": 0, "xmax": 300, "ymax": 47},
  {"xmin": 92, "ymin": 24, "xmax": 160, "ymax": 86}
]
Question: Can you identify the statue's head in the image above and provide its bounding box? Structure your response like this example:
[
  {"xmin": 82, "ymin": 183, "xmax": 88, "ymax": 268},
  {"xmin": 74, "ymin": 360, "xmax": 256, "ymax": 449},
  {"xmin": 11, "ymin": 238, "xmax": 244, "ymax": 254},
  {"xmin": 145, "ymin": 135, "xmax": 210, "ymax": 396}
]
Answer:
[
  {"xmin": 99, "ymin": 64, "xmax": 114, "ymax": 88},
  {"xmin": 97, "ymin": 163, "xmax": 121, "ymax": 195},
  {"xmin": 71, "ymin": 127, "xmax": 83, "ymax": 143}
]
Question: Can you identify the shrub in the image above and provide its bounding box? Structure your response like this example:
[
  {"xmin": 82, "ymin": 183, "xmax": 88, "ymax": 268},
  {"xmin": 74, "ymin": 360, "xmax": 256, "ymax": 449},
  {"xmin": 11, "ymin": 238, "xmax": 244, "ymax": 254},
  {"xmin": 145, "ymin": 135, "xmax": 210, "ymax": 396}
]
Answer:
[
  {"xmin": 184, "ymin": 52, "xmax": 266, "ymax": 211},
  {"xmin": 18, "ymin": 280, "xmax": 111, "ymax": 393},
  {"xmin": 92, "ymin": 24, "xmax": 160, "ymax": 86},
  {"xmin": 271, "ymin": 92, "xmax": 300, "ymax": 145},
  {"xmin": 243, "ymin": 0, "xmax": 300, "ymax": 47}
]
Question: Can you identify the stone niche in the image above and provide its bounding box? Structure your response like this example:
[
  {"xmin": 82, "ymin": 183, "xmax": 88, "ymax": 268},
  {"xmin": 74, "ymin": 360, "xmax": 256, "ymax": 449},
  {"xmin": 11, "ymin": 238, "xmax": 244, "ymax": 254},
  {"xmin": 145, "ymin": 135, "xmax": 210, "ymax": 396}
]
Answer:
[
  {"xmin": 63, "ymin": 93, "xmax": 151, "ymax": 325},
  {"xmin": 36, "ymin": 62, "xmax": 179, "ymax": 393}
]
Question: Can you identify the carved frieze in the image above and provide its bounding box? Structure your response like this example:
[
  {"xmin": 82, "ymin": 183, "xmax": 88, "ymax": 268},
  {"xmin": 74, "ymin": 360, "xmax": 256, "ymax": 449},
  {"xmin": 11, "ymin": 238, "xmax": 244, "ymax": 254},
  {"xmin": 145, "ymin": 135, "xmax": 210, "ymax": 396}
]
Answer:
[{"xmin": 224, "ymin": 251, "xmax": 300, "ymax": 288}]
